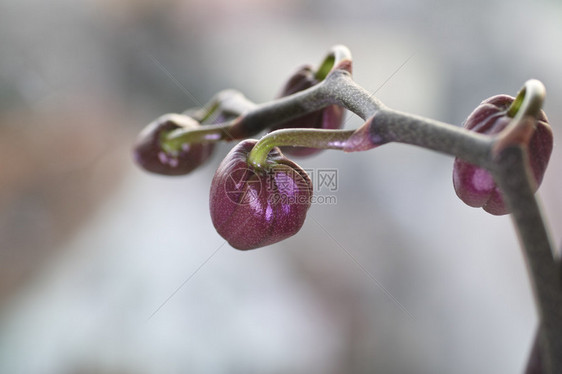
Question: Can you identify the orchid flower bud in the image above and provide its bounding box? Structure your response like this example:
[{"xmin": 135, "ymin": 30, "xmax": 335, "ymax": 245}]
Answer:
[
  {"xmin": 269, "ymin": 65, "xmax": 345, "ymax": 156},
  {"xmin": 210, "ymin": 140, "xmax": 312, "ymax": 250},
  {"xmin": 133, "ymin": 114, "xmax": 215, "ymax": 176},
  {"xmin": 453, "ymin": 95, "xmax": 553, "ymax": 215}
]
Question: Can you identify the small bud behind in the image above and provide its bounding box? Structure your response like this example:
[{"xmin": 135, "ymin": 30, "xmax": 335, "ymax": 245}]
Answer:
[
  {"xmin": 453, "ymin": 95, "xmax": 553, "ymax": 215},
  {"xmin": 133, "ymin": 114, "xmax": 215, "ymax": 176}
]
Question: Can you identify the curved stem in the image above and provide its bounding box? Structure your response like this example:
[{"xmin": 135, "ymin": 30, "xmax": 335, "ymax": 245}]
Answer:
[
  {"xmin": 489, "ymin": 80, "xmax": 559, "ymax": 374},
  {"xmin": 162, "ymin": 123, "xmax": 233, "ymax": 153},
  {"xmin": 351, "ymin": 108, "xmax": 494, "ymax": 166},
  {"xmin": 212, "ymin": 89, "xmax": 258, "ymax": 121},
  {"xmin": 322, "ymin": 69, "xmax": 384, "ymax": 119},
  {"xmin": 507, "ymin": 79, "xmax": 545, "ymax": 119},
  {"xmin": 182, "ymin": 89, "xmax": 255, "ymax": 124},
  {"xmin": 162, "ymin": 77, "xmax": 337, "ymax": 153},
  {"xmin": 494, "ymin": 80, "xmax": 546, "ymax": 157},
  {"xmin": 315, "ymin": 44, "xmax": 353, "ymax": 80},
  {"xmin": 162, "ymin": 90, "xmax": 258, "ymax": 153},
  {"xmin": 492, "ymin": 145, "xmax": 561, "ymax": 374},
  {"xmin": 248, "ymin": 128, "xmax": 355, "ymax": 169}
]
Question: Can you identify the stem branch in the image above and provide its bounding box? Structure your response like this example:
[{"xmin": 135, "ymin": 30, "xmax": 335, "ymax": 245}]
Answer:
[
  {"xmin": 142, "ymin": 45, "xmax": 560, "ymax": 373},
  {"xmin": 492, "ymin": 145, "xmax": 561, "ymax": 374}
]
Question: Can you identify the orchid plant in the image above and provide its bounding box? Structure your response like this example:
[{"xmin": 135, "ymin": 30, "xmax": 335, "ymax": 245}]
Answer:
[{"xmin": 133, "ymin": 45, "xmax": 559, "ymax": 373}]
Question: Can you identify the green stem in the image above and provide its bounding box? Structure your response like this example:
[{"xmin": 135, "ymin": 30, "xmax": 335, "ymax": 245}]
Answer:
[
  {"xmin": 161, "ymin": 90, "xmax": 257, "ymax": 153},
  {"xmin": 161, "ymin": 123, "xmax": 232, "ymax": 154},
  {"xmin": 184, "ymin": 101, "xmax": 220, "ymax": 123},
  {"xmin": 315, "ymin": 55, "xmax": 335, "ymax": 81},
  {"xmin": 182, "ymin": 89, "xmax": 238, "ymax": 123},
  {"xmin": 248, "ymin": 128, "xmax": 355, "ymax": 169},
  {"xmin": 315, "ymin": 44, "xmax": 352, "ymax": 80},
  {"xmin": 507, "ymin": 79, "xmax": 545, "ymax": 119},
  {"xmin": 494, "ymin": 79, "xmax": 547, "ymax": 155}
]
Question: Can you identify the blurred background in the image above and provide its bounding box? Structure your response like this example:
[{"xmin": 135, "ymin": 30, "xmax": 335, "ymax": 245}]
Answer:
[{"xmin": 1, "ymin": 0, "xmax": 561, "ymax": 373}]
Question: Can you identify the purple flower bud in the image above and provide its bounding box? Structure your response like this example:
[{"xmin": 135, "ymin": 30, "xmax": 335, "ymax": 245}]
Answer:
[
  {"xmin": 133, "ymin": 114, "xmax": 214, "ymax": 176},
  {"xmin": 453, "ymin": 95, "xmax": 553, "ymax": 215},
  {"xmin": 270, "ymin": 65, "xmax": 345, "ymax": 157},
  {"xmin": 209, "ymin": 140, "xmax": 312, "ymax": 250}
]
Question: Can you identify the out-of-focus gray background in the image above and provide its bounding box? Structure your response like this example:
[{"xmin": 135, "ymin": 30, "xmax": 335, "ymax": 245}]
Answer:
[{"xmin": 1, "ymin": 0, "xmax": 561, "ymax": 373}]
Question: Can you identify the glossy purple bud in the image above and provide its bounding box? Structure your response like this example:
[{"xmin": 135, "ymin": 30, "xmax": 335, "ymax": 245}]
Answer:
[
  {"xmin": 210, "ymin": 140, "xmax": 312, "ymax": 250},
  {"xmin": 270, "ymin": 65, "xmax": 345, "ymax": 157},
  {"xmin": 133, "ymin": 114, "xmax": 215, "ymax": 176},
  {"xmin": 453, "ymin": 95, "xmax": 553, "ymax": 215}
]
